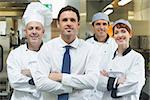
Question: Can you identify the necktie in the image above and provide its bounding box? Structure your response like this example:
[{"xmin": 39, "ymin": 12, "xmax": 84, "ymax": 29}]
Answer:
[{"xmin": 58, "ymin": 46, "xmax": 71, "ymax": 100}]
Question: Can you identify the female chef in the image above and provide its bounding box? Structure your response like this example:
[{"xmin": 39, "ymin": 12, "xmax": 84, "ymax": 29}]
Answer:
[{"xmin": 97, "ymin": 19, "xmax": 145, "ymax": 100}]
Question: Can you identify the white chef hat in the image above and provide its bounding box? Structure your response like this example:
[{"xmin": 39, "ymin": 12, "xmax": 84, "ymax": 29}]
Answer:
[
  {"xmin": 92, "ymin": 12, "xmax": 110, "ymax": 24},
  {"xmin": 22, "ymin": 2, "xmax": 52, "ymax": 26},
  {"xmin": 113, "ymin": 19, "xmax": 132, "ymax": 30}
]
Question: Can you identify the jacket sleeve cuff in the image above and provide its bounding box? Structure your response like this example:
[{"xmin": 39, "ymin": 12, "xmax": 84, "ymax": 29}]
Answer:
[
  {"xmin": 28, "ymin": 78, "xmax": 35, "ymax": 85},
  {"xmin": 111, "ymin": 78, "xmax": 122, "ymax": 98},
  {"xmin": 107, "ymin": 77, "xmax": 116, "ymax": 91},
  {"xmin": 111, "ymin": 87, "xmax": 122, "ymax": 98},
  {"xmin": 61, "ymin": 73, "xmax": 71, "ymax": 86}
]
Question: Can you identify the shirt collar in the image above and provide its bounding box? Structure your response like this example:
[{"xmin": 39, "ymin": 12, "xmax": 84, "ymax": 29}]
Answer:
[
  {"xmin": 58, "ymin": 36, "xmax": 79, "ymax": 49},
  {"xmin": 112, "ymin": 46, "xmax": 132, "ymax": 59},
  {"xmin": 94, "ymin": 34, "xmax": 109, "ymax": 43},
  {"xmin": 26, "ymin": 42, "xmax": 43, "ymax": 52}
]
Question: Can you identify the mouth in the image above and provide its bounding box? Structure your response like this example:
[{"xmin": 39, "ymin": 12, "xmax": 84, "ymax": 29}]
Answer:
[
  {"xmin": 116, "ymin": 37, "xmax": 125, "ymax": 42},
  {"xmin": 64, "ymin": 28, "xmax": 75, "ymax": 34},
  {"xmin": 65, "ymin": 28, "xmax": 73, "ymax": 32},
  {"xmin": 30, "ymin": 36, "xmax": 39, "ymax": 40}
]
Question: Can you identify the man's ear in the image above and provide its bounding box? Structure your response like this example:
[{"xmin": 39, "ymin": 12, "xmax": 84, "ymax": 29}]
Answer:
[
  {"xmin": 78, "ymin": 22, "xmax": 80, "ymax": 26},
  {"xmin": 77, "ymin": 22, "xmax": 80, "ymax": 30},
  {"xmin": 43, "ymin": 29, "xmax": 45, "ymax": 34},
  {"xmin": 56, "ymin": 21, "xmax": 60, "ymax": 28},
  {"xmin": 24, "ymin": 29, "xmax": 27, "ymax": 37}
]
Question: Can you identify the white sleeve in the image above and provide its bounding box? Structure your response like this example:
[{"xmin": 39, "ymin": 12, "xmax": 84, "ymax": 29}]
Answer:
[
  {"xmin": 116, "ymin": 54, "xmax": 145, "ymax": 97},
  {"xmin": 32, "ymin": 45, "xmax": 72, "ymax": 95},
  {"xmin": 96, "ymin": 74, "xmax": 109, "ymax": 92},
  {"xmin": 116, "ymin": 82, "xmax": 138, "ymax": 96},
  {"xmin": 7, "ymin": 51, "xmax": 36, "ymax": 93},
  {"xmin": 61, "ymin": 47, "xmax": 99, "ymax": 89}
]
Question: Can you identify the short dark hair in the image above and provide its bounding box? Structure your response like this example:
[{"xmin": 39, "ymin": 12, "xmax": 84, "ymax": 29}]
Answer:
[
  {"xmin": 57, "ymin": 5, "xmax": 80, "ymax": 22},
  {"xmin": 113, "ymin": 23, "xmax": 131, "ymax": 35}
]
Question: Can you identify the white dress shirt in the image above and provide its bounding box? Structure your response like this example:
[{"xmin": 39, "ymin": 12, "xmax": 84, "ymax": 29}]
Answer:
[
  {"xmin": 7, "ymin": 44, "xmax": 43, "ymax": 100},
  {"xmin": 32, "ymin": 37, "xmax": 99, "ymax": 100},
  {"xmin": 86, "ymin": 36, "xmax": 118, "ymax": 100},
  {"xmin": 97, "ymin": 49, "xmax": 145, "ymax": 100}
]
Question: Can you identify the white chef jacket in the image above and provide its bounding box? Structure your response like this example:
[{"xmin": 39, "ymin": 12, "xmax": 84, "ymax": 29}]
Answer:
[
  {"xmin": 32, "ymin": 37, "xmax": 99, "ymax": 100},
  {"xmin": 7, "ymin": 44, "xmax": 43, "ymax": 100},
  {"xmin": 97, "ymin": 49, "xmax": 145, "ymax": 100},
  {"xmin": 86, "ymin": 36, "xmax": 117, "ymax": 69},
  {"xmin": 86, "ymin": 36, "xmax": 118, "ymax": 99}
]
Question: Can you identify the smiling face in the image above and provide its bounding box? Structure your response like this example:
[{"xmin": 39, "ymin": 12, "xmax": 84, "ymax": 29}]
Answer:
[
  {"xmin": 57, "ymin": 11, "xmax": 80, "ymax": 42},
  {"xmin": 113, "ymin": 23, "xmax": 132, "ymax": 47},
  {"xmin": 24, "ymin": 21, "xmax": 44, "ymax": 46}
]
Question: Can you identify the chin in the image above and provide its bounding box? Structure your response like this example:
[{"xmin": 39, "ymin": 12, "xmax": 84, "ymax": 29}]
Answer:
[
  {"xmin": 116, "ymin": 41, "xmax": 123, "ymax": 45},
  {"xmin": 30, "ymin": 40, "xmax": 39, "ymax": 43},
  {"xmin": 65, "ymin": 32, "xmax": 75, "ymax": 36}
]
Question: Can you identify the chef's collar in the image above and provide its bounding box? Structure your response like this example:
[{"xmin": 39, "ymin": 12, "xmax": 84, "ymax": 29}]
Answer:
[
  {"xmin": 26, "ymin": 42, "xmax": 43, "ymax": 52},
  {"xmin": 112, "ymin": 46, "xmax": 132, "ymax": 59},
  {"xmin": 94, "ymin": 34, "xmax": 109, "ymax": 43}
]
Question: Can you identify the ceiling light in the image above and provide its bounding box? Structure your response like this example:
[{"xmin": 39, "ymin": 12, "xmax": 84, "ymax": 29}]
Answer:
[
  {"xmin": 103, "ymin": 4, "xmax": 113, "ymax": 15},
  {"xmin": 104, "ymin": 9, "xmax": 113, "ymax": 15},
  {"xmin": 118, "ymin": 0, "xmax": 132, "ymax": 6}
]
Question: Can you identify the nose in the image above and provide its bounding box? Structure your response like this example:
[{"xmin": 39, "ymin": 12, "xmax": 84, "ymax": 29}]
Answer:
[
  {"xmin": 100, "ymin": 26, "xmax": 104, "ymax": 30},
  {"xmin": 66, "ymin": 20, "xmax": 72, "ymax": 26},
  {"xmin": 97, "ymin": 25, "xmax": 105, "ymax": 31},
  {"xmin": 32, "ymin": 28, "xmax": 37, "ymax": 35},
  {"xmin": 117, "ymin": 32, "xmax": 123, "ymax": 36},
  {"xmin": 99, "ymin": 24, "xmax": 106, "ymax": 29},
  {"xmin": 115, "ymin": 32, "xmax": 124, "ymax": 38}
]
